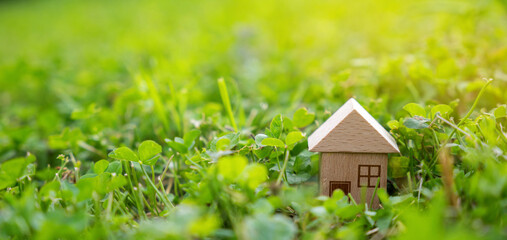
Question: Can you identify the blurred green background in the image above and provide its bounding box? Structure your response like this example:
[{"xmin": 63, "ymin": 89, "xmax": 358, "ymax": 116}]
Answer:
[{"xmin": 1, "ymin": 0, "xmax": 506, "ymax": 164}]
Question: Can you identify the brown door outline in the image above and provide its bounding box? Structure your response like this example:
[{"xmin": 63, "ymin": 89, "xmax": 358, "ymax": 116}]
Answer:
[{"xmin": 329, "ymin": 181, "xmax": 351, "ymax": 196}]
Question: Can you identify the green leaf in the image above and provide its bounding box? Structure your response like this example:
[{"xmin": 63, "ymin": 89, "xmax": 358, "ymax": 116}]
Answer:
[
  {"xmin": 403, "ymin": 117, "xmax": 430, "ymax": 129},
  {"xmin": 188, "ymin": 213, "xmax": 221, "ymax": 238},
  {"xmin": 494, "ymin": 105, "xmax": 506, "ymax": 119},
  {"xmin": 217, "ymin": 156, "xmax": 248, "ymax": 182},
  {"xmin": 0, "ymin": 175, "xmax": 15, "ymax": 190},
  {"xmin": 94, "ymin": 160, "xmax": 109, "ymax": 174},
  {"xmin": 285, "ymin": 131, "xmax": 304, "ymax": 146},
  {"xmin": 96, "ymin": 173, "xmax": 112, "ymax": 194},
  {"xmin": 48, "ymin": 128, "xmax": 85, "ymax": 150},
  {"xmin": 108, "ymin": 175, "xmax": 127, "ymax": 191},
  {"xmin": 293, "ymin": 108, "xmax": 315, "ymax": 128},
  {"xmin": 0, "ymin": 157, "xmax": 30, "ymax": 183},
  {"xmin": 108, "ymin": 147, "xmax": 139, "ymax": 162},
  {"xmin": 282, "ymin": 116, "xmax": 294, "ymax": 130},
  {"xmin": 430, "ymin": 104, "xmax": 453, "ymax": 118},
  {"xmin": 389, "ymin": 156, "xmax": 410, "ymax": 178},
  {"xmin": 403, "ymin": 103, "xmax": 426, "ymax": 117},
  {"xmin": 261, "ymin": 138, "xmax": 285, "ymax": 148},
  {"xmin": 167, "ymin": 141, "xmax": 188, "ymax": 154},
  {"xmin": 184, "ymin": 129, "xmax": 201, "ymax": 147},
  {"xmin": 138, "ymin": 140, "xmax": 162, "ymax": 165},
  {"xmin": 387, "ymin": 120, "xmax": 400, "ymax": 130},
  {"xmin": 239, "ymin": 163, "xmax": 268, "ymax": 189},
  {"xmin": 76, "ymin": 178, "xmax": 96, "ymax": 201},
  {"xmin": 39, "ymin": 181, "xmax": 61, "ymax": 200},
  {"xmin": 293, "ymin": 151, "xmax": 312, "ymax": 173},
  {"xmin": 71, "ymin": 103, "xmax": 98, "ymax": 120},
  {"xmin": 286, "ymin": 172, "xmax": 311, "ymax": 184},
  {"xmin": 105, "ymin": 161, "xmax": 123, "ymax": 175},
  {"xmin": 250, "ymin": 199, "xmax": 275, "ymax": 215},
  {"xmin": 175, "ymin": 137, "xmax": 185, "ymax": 144},
  {"xmin": 254, "ymin": 147, "xmax": 272, "ymax": 159},
  {"xmin": 216, "ymin": 138, "xmax": 231, "ymax": 151},
  {"xmin": 140, "ymin": 156, "xmax": 160, "ymax": 166},
  {"xmin": 255, "ymin": 134, "xmax": 268, "ymax": 147},
  {"xmin": 241, "ymin": 214, "xmax": 297, "ymax": 240},
  {"xmin": 269, "ymin": 114, "xmax": 283, "ymax": 138},
  {"xmin": 25, "ymin": 154, "xmax": 36, "ymax": 164},
  {"xmin": 35, "ymin": 168, "xmax": 58, "ymax": 181}
]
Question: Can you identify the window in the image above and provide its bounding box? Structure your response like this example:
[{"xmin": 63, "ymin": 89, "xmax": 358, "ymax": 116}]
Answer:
[{"xmin": 358, "ymin": 165, "xmax": 380, "ymax": 188}]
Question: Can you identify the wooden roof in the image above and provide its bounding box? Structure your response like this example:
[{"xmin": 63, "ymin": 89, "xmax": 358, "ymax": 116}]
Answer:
[{"xmin": 308, "ymin": 98, "xmax": 400, "ymax": 153}]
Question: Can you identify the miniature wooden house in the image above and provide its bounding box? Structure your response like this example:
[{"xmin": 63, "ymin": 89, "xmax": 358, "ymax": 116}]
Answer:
[{"xmin": 308, "ymin": 98, "xmax": 399, "ymax": 208}]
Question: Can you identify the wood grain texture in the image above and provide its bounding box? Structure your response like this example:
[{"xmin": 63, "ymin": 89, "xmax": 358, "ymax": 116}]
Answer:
[
  {"xmin": 320, "ymin": 152, "xmax": 387, "ymax": 209},
  {"xmin": 308, "ymin": 98, "xmax": 399, "ymax": 153}
]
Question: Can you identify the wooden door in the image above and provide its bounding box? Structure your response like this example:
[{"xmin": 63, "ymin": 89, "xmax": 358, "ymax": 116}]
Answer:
[{"xmin": 329, "ymin": 181, "xmax": 351, "ymax": 196}]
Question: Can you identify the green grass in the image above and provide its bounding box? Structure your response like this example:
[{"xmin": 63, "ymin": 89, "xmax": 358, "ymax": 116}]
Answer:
[{"xmin": 1, "ymin": 0, "xmax": 507, "ymax": 239}]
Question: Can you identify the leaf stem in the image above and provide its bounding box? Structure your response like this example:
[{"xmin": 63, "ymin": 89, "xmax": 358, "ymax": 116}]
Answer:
[
  {"xmin": 429, "ymin": 79, "xmax": 492, "ymax": 168},
  {"xmin": 274, "ymin": 148, "xmax": 283, "ymax": 181},
  {"xmin": 151, "ymin": 165, "xmax": 156, "ymax": 183},
  {"xmin": 159, "ymin": 155, "xmax": 174, "ymax": 183},
  {"xmin": 123, "ymin": 161, "xmax": 144, "ymax": 219},
  {"xmin": 141, "ymin": 164, "xmax": 174, "ymax": 209},
  {"xmin": 276, "ymin": 148, "xmax": 290, "ymax": 184},
  {"xmin": 457, "ymin": 79, "xmax": 493, "ymax": 127}
]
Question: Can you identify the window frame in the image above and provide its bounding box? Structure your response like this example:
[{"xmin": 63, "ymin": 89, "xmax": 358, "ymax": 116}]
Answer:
[{"xmin": 357, "ymin": 164, "xmax": 381, "ymax": 188}]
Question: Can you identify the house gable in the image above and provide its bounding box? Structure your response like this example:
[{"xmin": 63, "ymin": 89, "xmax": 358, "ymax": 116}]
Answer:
[{"xmin": 308, "ymin": 98, "xmax": 399, "ymax": 153}]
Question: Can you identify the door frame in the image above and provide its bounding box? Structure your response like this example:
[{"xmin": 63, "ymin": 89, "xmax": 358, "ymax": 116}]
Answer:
[{"xmin": 329, "ymin": 181, "xmax": 351, "ymax": 196}]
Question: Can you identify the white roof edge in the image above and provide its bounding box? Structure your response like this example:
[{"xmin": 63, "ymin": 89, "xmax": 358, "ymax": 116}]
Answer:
[
  {"xmin": 308, "ymin": 98, "xmax": 355, "ymax": 150},
  {"xmin": 350, "ymin": 99, "xmax": 400, "ymax": 153},
  {"xmin": 308, "ymin": 98, "xmax": 400, "ymax": 153}
]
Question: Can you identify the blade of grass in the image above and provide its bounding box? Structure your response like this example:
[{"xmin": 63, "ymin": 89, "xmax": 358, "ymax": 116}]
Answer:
[
  {"xmin": 348, "ymin": 193, "xmax": 358, "ymax": 205},
  {"xmin": 369, "ymin": 177, "xmax": 380, "ymax": 208},
  {"xmin": 167, "ymin": 78, "xmax": 182, "ymax": 135},
  {"xmin": 218, "ymin": 77, "xmax": 238, "ymax": 132},
  {"xmin": 178, "ymin": 88, "xmax": 188, "ymax": 134},
  {"xmin": 106, "ymin": 192, "xmax": 114, "ymax": 220},
  {"xmin": 159, "ymin": 154, "xmax": 174, "ymax": 183},
  {"xmin": 136, "ymin": 183, "xmax": 147, "ymax": 220},
  {"xmin": 140, "ymin": 74, "xmax": 171, "ymax": 136},
  {"xmin": 140, "ymin": 164, "xmax": 175, "ymax": 209},
  {"xmin": 123, "ymin": 161, "xmax": 145, "ymax": 219},
  {"xmin": 457, "ymin": 78, "xmax": 493, "ymax": 127}
]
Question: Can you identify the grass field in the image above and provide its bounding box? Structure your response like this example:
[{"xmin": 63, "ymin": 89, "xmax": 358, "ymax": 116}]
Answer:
[{"xmin": 1, "ymin": 0, "xmax": 507, "ymax": 239}]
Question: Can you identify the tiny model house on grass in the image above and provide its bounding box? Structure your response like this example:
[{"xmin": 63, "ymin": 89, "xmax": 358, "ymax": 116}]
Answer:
[{"xmin": 308, "ymin": 98, "xmax": 399, "ymax": 209}]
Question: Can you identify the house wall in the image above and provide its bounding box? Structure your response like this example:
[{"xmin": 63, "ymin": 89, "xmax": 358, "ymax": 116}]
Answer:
[{"xmin": 320, "ymin": 152, "xmax": 387, "ymax": 209}]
